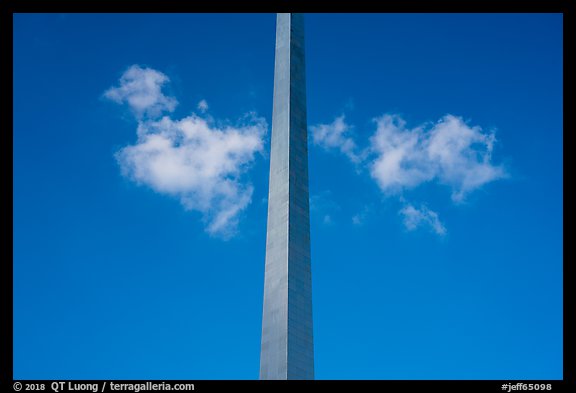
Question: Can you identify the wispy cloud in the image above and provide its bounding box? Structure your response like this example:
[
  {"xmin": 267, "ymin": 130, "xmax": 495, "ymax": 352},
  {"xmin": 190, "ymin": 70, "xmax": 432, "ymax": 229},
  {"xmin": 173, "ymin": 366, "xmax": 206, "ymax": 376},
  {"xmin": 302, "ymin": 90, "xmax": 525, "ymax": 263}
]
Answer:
[
  {"xmin": 197, "ymin": 99, "xmax": 209, "ymax": 113},
  {"xmin": 351, "ymin": 205, "xmax": 372, "ymax": 226},
  {"xmin": 399, "ymin": 204, "xmax": 447, "ymax": 236},
  {"xmin": 311, "ymin": 113, "xmax": 507, "ymax": 235},
  {"xmin": 104, "ymin": 65, "xmax": 178, "ymax": 119},
  {"xmin": 106, "ymin": 65, "xmax": 267, "ymax": 238},
  {"xmin": 310, "ymin": 115, "xmax": 362, "ymax": 164},
  {"xmin": 370, "ymin": 114, "xmax": 505, "ymax": 202}
]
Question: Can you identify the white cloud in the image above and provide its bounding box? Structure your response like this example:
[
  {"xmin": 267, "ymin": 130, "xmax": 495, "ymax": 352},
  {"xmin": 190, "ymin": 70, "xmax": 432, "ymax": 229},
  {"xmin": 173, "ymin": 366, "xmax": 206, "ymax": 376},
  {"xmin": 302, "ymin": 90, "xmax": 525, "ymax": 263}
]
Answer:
[
  {"xmin": 311, "ymin": 113, "xmax": 507, "ymax": 236},
  {"xmin": 104, "ymin": 65, "xmax": 178, "ymax": 119},
  {"xmin": 310, "ymin": 115, "xmax": 362, "ymax": 164},
  {"xmin": 369, "ymin": 115, "xmax": 433, "ymax": 192},
  {"xmin": 426, "ymin": 115, "xmax": 504, "ymax": 202},
  {"xmin": 369, "ymin": 114, "xmax": 506, "ymax": 202},
  {"xmin": 399, "ymin": 204, "xmax": 446, "ymax": 236},
  {"xmin": 197, "ymin": 99, "xmax": 209, "ymax": 113},
  {"xmin": 312, "ymin": 114, "xmax": 505, "ymax": 202},
  {"xmin": 106, "ymin": 65, "xmax": 267, "ymax": 238}
]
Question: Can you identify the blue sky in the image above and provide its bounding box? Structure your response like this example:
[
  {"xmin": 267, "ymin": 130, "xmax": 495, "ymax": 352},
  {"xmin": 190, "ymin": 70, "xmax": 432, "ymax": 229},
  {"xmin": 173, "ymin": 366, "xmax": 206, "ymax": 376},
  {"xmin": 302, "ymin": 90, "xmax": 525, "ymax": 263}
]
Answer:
[{"xmin": 13, "ymin": 13, "xmax": 563, "ymax": 379}]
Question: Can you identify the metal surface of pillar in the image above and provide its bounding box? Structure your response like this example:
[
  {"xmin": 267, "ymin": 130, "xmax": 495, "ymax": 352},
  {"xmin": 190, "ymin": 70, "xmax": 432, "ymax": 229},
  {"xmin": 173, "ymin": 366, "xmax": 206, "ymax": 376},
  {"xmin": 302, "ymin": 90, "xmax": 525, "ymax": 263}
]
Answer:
[{"xmin": 259, "ymin": 13, "xmax": 314, "ymax": 380}]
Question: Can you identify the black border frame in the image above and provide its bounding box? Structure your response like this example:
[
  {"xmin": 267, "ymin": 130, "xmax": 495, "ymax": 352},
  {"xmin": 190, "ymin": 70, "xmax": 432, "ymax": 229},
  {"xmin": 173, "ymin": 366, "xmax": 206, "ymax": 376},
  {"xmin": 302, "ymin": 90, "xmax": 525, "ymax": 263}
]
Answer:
[{"xmin": 3, "ymin": 1, "xmax": 572, "ymax": 391}]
